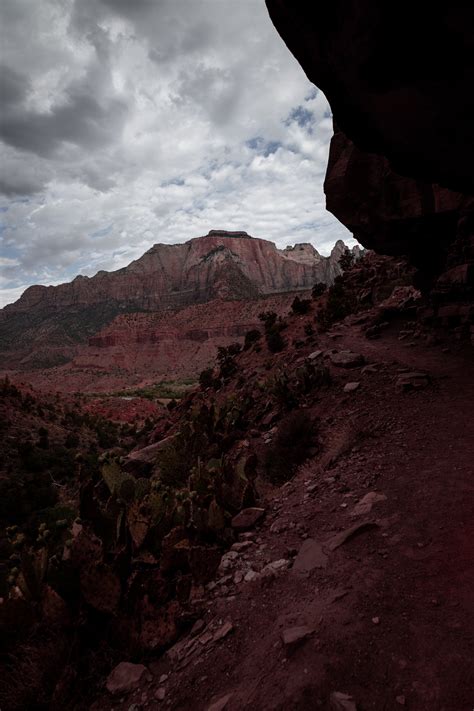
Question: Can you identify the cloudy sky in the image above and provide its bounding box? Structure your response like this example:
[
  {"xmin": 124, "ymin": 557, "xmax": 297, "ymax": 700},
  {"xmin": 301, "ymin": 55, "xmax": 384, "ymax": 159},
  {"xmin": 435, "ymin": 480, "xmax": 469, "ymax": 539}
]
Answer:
[{"xmin": 0, "ymin": 0, "xmax": 353, "ymax": 308}]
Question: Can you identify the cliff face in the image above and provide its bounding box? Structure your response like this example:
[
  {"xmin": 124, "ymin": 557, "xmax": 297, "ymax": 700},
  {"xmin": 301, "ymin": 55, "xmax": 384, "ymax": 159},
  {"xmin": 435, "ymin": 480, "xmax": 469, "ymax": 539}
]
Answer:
[
  {"xmin": 25, "ymin": 293, "xmax": 298, "ymax": 393},
  {"xmin": 265, "ymin": 1, "xmax": 474, "ymax": 292},
  {"xmin": 265, "ymin": 2, "xmax": 474, "ymax": 194},
  {"xmin": 3, "ymin": 231, "xmax": 344, "ymax": 316},
  {"xmin": 0, "ymin": 231, "xmax": 354, "ymax": 369},
  {"xmin": 324, "ymin": 128, "xmax": 473, "ymax": 283}
]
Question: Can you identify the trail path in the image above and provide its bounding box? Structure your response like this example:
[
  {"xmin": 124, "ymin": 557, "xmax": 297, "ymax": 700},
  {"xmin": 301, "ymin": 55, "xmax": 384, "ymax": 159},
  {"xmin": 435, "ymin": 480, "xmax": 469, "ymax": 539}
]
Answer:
[{"xmin": 100, "ymin": 330, "xmax": 474, "ymax": 711}]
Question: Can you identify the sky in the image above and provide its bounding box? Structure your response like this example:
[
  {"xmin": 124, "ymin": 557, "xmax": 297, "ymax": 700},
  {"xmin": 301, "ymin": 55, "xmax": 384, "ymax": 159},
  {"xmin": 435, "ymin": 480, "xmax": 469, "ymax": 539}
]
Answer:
[{"xmin": 0, "ymin": 0, "xmax": 353, "ymax": 308}]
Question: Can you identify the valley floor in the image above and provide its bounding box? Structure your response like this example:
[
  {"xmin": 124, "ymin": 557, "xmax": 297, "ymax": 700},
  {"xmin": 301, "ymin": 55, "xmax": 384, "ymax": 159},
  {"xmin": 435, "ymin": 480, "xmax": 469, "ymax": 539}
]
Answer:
[{"xmin": 95, "ymin": 326, "xmax": 474, "ymax": 710}]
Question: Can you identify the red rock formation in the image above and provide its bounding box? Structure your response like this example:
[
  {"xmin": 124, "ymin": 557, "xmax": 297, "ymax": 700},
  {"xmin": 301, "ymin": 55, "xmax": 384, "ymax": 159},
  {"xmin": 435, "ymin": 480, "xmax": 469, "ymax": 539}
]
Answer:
[
  {"xmin": 324, "ymin": 127, "xmax": 474, "ymax": 282},
  {"xmin": 265, "ymin": 2, "xmax": 474, "ymax": 193},
  {"xmin": 15, "ymin": 293, "xmax": 299, "ymax": 393},
  {"xmin": 265, "ymin": 1, "xmax": 474, "ymax": 287},
  {"xmin": 2, "ymin": 231, "xmax": 344, "ymax": 316},
  {"xmin": 0, "ymin": 231, "xmax": 354, "ymax": 370}
]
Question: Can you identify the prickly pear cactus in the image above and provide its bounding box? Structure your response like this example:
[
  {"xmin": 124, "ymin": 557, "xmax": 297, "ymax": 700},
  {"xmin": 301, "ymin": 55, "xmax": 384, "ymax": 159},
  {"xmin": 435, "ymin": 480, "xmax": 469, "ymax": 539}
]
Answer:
[
  {"xmin": 126, "ymin": 500, "xmax": 151, "ymax": 548},
  {"xmin": 135, "ymin": 477, "xmax": 151, "ymax": 500},
  {"xmin": 17, "ymin": 547, "xmax": 49, "ymax": 601},
  {"xmin": 118, "ymin": 476, "xmax": 136, "ymax": 503},
  {"xmin": 207, "ymin": 498, "xmax": 225, "ymax": 532},
  {"xmin": 221, "ymin": 455, "xmax": 255, "ymax": 512},
  {"xmin": 101, "ymin": 461, "xmax": 131, "ymax": 496}
]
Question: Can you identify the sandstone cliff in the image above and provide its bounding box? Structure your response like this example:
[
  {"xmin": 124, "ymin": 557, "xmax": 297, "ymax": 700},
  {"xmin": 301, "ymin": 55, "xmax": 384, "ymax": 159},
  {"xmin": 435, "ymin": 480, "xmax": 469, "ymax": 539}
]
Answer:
[{"xmin": 0, "ymin": 231, "xmax": 355, "ymax": 369}]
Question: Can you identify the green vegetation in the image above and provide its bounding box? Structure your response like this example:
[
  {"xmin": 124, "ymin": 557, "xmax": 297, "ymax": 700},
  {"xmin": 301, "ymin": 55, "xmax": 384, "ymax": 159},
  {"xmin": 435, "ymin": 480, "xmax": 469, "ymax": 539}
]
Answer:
[
  {"xmin": 258, "ymin": 310, "xmax": 288, "ymax": 353},
  {"xmin": 243, "ymin": 328, "xmax": 262, "ymax": 350},
  {"xmin": 339, "ymin": 247, "xmax": 355, "ymax": 271},
  {"xmin": 199, "ymin": 367, "xmax": 216, "ymax": 389},
  {"xmin": 264, "ymin": 410, "xmax": 316, "ymax": 483},
  {"xmin": 311, "ymin": 281, "xmax": 327, "ymax": 299},
  {"xmin": 109, "ymin": 378, "xmax": 197, "ymax": 401},
  {"xmin": 291, "ymin": 295, "xmax": 311, "ymax": 315},
  {"xmin": 317, "ymin": 275, "xmax": 354, "ymax": 330}
]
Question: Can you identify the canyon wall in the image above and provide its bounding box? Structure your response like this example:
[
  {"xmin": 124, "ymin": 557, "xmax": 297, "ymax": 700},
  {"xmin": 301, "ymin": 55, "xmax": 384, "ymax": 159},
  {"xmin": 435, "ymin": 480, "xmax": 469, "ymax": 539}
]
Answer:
[{"xmin": 0, "ymin": 231, "xmax": 353, "ymax": 371}]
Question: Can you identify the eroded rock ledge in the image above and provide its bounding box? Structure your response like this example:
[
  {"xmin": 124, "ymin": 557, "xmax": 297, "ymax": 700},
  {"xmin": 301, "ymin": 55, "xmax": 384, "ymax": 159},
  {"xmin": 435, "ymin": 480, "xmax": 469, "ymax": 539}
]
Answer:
[{"xmin": 266, "ymin": 0, "xmax": 474, "ymax": 325}]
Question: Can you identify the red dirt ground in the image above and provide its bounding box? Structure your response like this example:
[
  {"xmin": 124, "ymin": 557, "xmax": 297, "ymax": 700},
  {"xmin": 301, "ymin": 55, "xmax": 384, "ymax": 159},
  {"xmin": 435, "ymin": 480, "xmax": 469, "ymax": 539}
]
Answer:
[{"xmin": 94, "ymin": 323, "xmax": 474, "ymax": 710}]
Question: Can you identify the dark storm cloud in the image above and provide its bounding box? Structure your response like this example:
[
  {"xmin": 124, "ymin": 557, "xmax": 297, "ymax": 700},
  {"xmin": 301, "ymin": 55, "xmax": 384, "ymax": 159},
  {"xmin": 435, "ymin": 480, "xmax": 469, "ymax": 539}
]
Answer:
[
  {"xmin": 0, "ymin": 176, "xmax": 46, "ymax": 197},
  {"xmin": 0, "ymin": 90, "xmax": 129, "ymax": 157},
  {"xmin": 0, "ymin": 11, "xmax": 129, "ymax": 160},
  {"xmin": 99, "ymin": 0, "xmax": 157, "ymax": 17},
  {"xmin": 0, "ymin": 0, "xmax": 353, "ymax": 307},
  {"xmin": 0, "ymin": 65, "xmax": 30, "ymax": 107},
  {"xmin": 175, "ymin": 65, "xmax": 240, "ymax": 126}
]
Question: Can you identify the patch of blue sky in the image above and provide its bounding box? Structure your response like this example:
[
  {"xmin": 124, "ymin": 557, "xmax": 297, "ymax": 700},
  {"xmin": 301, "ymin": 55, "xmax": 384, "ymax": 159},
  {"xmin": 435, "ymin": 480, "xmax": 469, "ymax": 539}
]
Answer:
[
  {"xmin": 246, "ymin": 137, "xmax": 281, "ymax": 156},
  {"xmin": 91, "ymin": 224, "xmax": 113, "ymax": 239},
  {"xmin": 286, "ymin": 106, "xmax": 314, "ymax": 128},
  {"xmin": 0, "ymin": 231, "xmax": 20, "ymax": 250}
]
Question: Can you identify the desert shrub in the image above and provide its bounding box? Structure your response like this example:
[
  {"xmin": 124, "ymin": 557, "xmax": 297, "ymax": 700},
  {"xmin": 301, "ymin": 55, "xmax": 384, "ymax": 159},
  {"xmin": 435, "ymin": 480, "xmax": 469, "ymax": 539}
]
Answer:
[
  {"xmin": 259, "ymin": 311, "xmax": 287, "ymax": 353},
  {"xmin": 0, "ymin": 376, "xmax": 20, "ymax": 398},
  {"xmin": 271, "ymin": 372, "xmax": 298, "ymax": 410},
  {"xmin": 258, "ymin": 311, "xmax": 278, "ymax": 329},
  {"xmin": 243, "ymin": 328, "xmax": 261, "ymax": 350},
  {"xmin": 199, "ymin": 367, "xmax": 215, "ymax": 389},
  {"xmin": 317, "ymin": 277, "xmax": 353, "ymax": 330},
  {"xmin": 263, "ymin": 410, "xmax": 316, "ymax": 483},
  {"xmin": 339, "ymin": 247, "xmax": 355, "ymax": 271},
  {"xmin": 227, "ymin": 342, "xmax": 242, "ymax": 357},
  {"xmin": 266, "ymin": 329, "xmax": 286, "ymax": 353},
  {"xmin": 295, "ymin": 362, "xmax": 331, "ymax": 394},
  {"xmin": 291, "ymin": 296, "xmax": 311, "ymax": 315},
  {"xmin": 217, "ymin": 342, "xmax": 241, "ymax": 379},
  {"xmin": 312, "ymin": 282, "xmax": 327, "ymax": 299}
]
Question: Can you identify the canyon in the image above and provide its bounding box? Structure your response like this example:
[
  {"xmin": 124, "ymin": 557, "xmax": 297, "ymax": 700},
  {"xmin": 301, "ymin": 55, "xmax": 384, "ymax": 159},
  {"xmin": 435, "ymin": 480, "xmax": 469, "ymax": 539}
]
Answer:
[
  {"xmin": 0, "ymin": 230, "xmax": 357, "ymax": 389},
  {"xmin": 1, "ymin": 3, "xmax": 473, "ymax": 710}
]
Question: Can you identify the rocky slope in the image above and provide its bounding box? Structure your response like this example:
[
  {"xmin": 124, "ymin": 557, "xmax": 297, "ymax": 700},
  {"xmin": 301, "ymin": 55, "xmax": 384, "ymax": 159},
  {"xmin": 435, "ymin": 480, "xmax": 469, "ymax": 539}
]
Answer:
[
  {"xmin": 0, "ymin": 231, "xmax": 355, "ymax": 371},
  {"xmin": 22, "ymin": 294, "xmax": 299, "ymax": 394},
  {"xmin": 2, "ymin": 255, "xmax": 472, "ymax": 710}
]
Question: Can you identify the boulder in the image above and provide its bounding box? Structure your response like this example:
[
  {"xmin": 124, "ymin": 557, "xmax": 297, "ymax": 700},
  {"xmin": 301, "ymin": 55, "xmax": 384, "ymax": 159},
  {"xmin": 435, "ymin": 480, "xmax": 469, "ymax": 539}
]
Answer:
[
  {"xmin": 326, "ymin": 522, "xmax": 378, "ymax": 552},
  {"xmin": 231, "ymin": 507, "xmax": 265, "ymax": 531},
  {"xmin": 329, "ymin": 691, "xmax": 357, "ymax": 711},
  {"xmin": 281, "ymin": 625, "xmax": 314, "ymax": 648},
  {"xmin": 292, "ymin": 539, "xmax": 328, "ymax": 573},
  {"xmin": 329, "ymin": 351, "xmax": 365, "ymax": 368},
  {"xmin": 207, "ymin": 694, "xmax": 233, "ymax": 711},
  {"xmin": 343, "ymin": 382, "xmax": 360, "ymax": 393},
  {"xmin": 351, "ymin": 492, "xmax": 387, "ymax": 517},
  {"xmin": 396, "ymin": 372, "xmax": 430, "ymax": 391},
  {"xmin": 213, "ymin": 621, "xmax": 234, "ymax": 642},
  {"xmin": 351, "ymin": 491, "xmax": 387, "ymax": 516},
  {"xmin": 106, "ymin": 662, "xmax": 147, "ymax": 695}
]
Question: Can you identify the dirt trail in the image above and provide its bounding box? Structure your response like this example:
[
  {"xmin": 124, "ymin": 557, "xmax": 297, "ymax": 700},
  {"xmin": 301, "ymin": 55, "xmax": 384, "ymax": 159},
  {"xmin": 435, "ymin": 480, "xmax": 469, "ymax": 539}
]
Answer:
[{"xmin": 100, "ymin": 331, "xmax": 474, "ymax": 711}]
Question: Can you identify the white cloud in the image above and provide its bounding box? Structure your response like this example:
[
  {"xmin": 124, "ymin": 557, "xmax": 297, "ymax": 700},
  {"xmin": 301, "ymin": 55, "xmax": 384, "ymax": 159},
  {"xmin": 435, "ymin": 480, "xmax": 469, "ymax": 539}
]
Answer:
[{"xmin": 0, "ymin": 0, "xmax": 353, "ymax": 308}]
